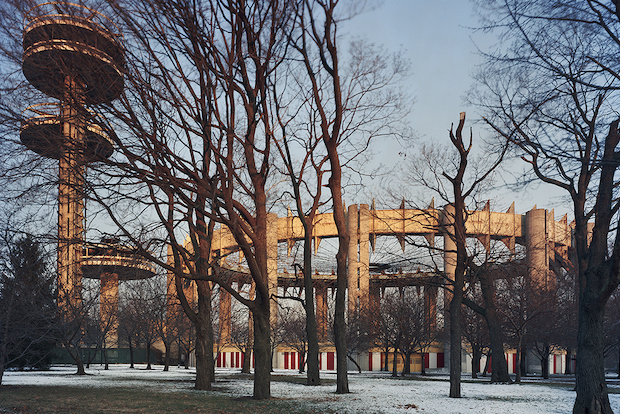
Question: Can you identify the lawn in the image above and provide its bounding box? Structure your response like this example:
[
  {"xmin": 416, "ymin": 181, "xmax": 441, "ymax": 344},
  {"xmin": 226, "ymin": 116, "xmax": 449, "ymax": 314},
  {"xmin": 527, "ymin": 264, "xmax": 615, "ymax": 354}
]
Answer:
[{"xmin": 2, "ymin": 365, "xmax": 619, "ymax": 413}]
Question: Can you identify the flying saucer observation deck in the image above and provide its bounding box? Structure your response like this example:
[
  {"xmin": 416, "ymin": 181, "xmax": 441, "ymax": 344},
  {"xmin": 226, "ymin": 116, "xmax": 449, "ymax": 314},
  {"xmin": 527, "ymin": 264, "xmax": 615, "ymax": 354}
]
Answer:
[
  {"xmin": 83, "ymin": 241, "xmax": 157, "ymax": 347},
  {"xmin": 20, "ymin": 103, "xmax": 114, "ymax": 160},
  {"xmin": 22, "ymin": 2, "xmax": 124, "ymax": 104},
  {"xmin": 82, "ymin": 243, "xmax": 157, "ymax": 281}
]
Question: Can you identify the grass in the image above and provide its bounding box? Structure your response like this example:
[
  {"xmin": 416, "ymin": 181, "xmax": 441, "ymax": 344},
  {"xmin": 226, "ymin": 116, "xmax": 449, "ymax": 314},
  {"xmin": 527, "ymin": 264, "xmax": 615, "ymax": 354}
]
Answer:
[{"xmin": 0, "ymin": 384, "xmax": 333, "ymax": 414}]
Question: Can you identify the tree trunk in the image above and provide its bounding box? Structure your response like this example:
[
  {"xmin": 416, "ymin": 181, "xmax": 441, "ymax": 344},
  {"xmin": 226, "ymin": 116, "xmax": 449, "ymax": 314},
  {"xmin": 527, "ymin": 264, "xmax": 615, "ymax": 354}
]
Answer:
[
  {"xmin": 194, "ymin": 280, "xmax": 214, "ymax": 390},
  {"xmin": 515, "ymin": 338, "xmax": 522, "ymax": 383},
  {"xmin": 242, "ymin": 347, "xmax": 251, "ymax": 374},
  {"xmin": 303, "ymin": 233, "xmax": 320, "ymax": 385},
  {"xmin": 449, "ymin": 292, "xmax": 462, "ymax": 397},
  {"xmin": 328, "ymin": 165, "xmax": 349, "ymax": 394},
  {"xmin": 540, "ymin": 343, "xmax": 550, "ymax": 380},
  {"xmin": 299, "ymin": 351, "xmax": 306, "ymax": 374},
  {"xmin": 520, "ymin": 344, "xmax": 527, "ymax": 378},
  {"xmin": 472, "ymin": 347, "xmax": 481, "ymax": 379},
  {"xmin": 163, "ymin": 341, "xmax": 170, "ymax": 372},
  {"xmin": 479, "ymin": 271, "xmax": 511, "ymax": 383},
  {"xmin": 421, "ymin": 352, "xmax": 426, "ymax": 376},
  {"xmin": 565, "ymin": 347, "xmax": 572, "ymax": 375},
  {"xmin": 383, "ymin": 347, "xmax": 390, "ymax": 371},
  {"xmin": 573, "ymin": 297, "xmax": 613, "ymax": 414},
  {"xmin": 129, "ymin": 337, "xmax": 135, "ymax": 368},
  {"xmin": 333, "ymin": 241, "xmax": 349, "ymax": 393},
  {"xmin": 402, "ymin": 350, "xmax": 411, "ymax": 376},
  {"xmin": 253, "ymin": 303, "xmax": 271, "ymax": 400},
  {"xmin": 146, "ymin": 343, "xmax": 152, "ymax": 370},
  {"xmin": 392, "ymin": 349, "xmax": 399, "ymax": 377},
  {"xmin": 482, "ymin": 353, "xmax": 490, "ymax": 377},
  {"xmin": 103, "ymin": 346, "xmax": 109, "ymax": 370},
  {"xmin": 65, "ymin": 343, "xmax": 85, "ymax": 375},
  {"xmin": 617, "ymin": 346, "xmax": 620, "ymax": 379}
]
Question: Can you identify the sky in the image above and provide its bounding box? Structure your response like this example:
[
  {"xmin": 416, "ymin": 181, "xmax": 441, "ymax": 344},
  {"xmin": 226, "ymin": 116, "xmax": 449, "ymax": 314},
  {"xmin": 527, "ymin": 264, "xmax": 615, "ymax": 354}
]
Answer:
[{"xmin": 342, "ymin": 1, "xmax": 573, "ymax": 220}]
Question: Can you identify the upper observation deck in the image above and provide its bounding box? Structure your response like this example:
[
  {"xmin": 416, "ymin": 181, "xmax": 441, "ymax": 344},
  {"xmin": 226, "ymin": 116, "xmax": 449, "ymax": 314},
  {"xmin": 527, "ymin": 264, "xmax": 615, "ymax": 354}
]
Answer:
[{"xmin": 22, "ymin": 2, "xmax": 124, "ymax": 104}]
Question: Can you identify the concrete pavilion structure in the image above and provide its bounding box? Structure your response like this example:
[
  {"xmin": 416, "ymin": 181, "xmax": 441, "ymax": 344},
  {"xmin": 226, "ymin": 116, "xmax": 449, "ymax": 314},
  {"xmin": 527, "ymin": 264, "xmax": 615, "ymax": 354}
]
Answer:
[
  {"xmin": 167, "ymin": 201, "xmax": 573, "ymax": 373},
  {"xmin": 20, "ymin": 3, "xmax": 155, "ymax": 347}
]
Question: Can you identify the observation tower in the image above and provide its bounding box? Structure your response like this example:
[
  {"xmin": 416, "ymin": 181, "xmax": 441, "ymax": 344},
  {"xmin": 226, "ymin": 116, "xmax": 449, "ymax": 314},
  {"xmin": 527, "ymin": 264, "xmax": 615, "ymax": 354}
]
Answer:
[{"xmin": 21, "ymin": 3, "xmax": 154, "ymax": 344}]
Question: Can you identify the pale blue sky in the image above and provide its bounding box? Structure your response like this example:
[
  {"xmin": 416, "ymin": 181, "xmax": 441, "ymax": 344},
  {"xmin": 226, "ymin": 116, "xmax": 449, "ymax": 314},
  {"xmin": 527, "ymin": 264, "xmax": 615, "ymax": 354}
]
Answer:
[{"xmin": 344, "ymin": 1, "xmax": 572, "ymax": 219}]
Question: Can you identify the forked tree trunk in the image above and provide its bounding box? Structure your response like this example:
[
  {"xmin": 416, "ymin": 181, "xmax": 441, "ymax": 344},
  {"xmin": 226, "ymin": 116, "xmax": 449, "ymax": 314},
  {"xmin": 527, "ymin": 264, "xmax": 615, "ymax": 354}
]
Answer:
[{"xmin": 65, "ymin": 343, "xmax": 85, "ymax": 375}]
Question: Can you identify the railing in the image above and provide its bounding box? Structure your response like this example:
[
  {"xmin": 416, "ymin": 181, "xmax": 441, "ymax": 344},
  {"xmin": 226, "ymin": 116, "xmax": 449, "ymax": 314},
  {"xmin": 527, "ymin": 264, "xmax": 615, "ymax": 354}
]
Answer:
[{"xmin": 25, "ymin": 2, "xmax": 121, "ymax": 38}]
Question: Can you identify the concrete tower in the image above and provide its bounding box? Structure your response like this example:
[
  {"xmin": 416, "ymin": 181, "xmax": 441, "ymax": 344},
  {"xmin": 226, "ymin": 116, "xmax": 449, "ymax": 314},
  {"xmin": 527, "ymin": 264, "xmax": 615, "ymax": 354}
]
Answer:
[
  {"xmin": 21, "ymin": 2, "xmax": 124, "ymax": 311},
  {"xmin": 21, "ymin": 4, "xmax": 156, "ymax": 349}
]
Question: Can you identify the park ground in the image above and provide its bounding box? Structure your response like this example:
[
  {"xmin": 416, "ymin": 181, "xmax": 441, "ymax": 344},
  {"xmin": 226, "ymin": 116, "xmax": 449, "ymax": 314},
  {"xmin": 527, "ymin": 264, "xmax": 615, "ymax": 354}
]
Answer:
[{"xmin": 2, "ymin": 365, "xmax": 620, "ymax": 413}]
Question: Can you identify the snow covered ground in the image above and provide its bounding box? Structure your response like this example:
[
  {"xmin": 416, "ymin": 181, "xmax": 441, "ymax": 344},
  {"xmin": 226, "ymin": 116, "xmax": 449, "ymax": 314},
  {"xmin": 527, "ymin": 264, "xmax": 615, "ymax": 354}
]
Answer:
[{"xmin": 4, "ymin": 365, "xmax": 620, "ymax": 414}]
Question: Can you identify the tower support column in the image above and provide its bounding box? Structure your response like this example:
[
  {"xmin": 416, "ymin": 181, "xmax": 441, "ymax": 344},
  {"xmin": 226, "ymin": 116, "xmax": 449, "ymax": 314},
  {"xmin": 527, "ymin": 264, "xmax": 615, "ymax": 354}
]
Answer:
[{"xmin": 100, "ymin": 273, "xmax": 119, "ymax": 347}]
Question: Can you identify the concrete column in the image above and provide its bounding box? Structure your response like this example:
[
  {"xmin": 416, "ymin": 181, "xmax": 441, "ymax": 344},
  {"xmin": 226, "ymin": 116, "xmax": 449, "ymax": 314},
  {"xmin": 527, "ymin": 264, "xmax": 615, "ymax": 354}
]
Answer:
[
  {"xmin": 316, "ymin": 282, "xmax": 328, "ymax": 342},
  {"xmin": 58, "ymin": 76, "xmax": 84, "ymax": 313},
  {"xmin": 347, "ymin": 204, "xmax": 359, "ymax": 316},
  {"xmin": 100, "ymin": 273, "xmax": 119, "ymax": 347},
  {"xmin": 267, "ymin": 213, "xmax": 279, "ymax": 328},
  {"xmin": 443, "ymin": 205, "xmax": 457, "ymax": 282},
  {"xmin": 525, "ymin": 209, "xmax": 549, "ymax": 289},
  {"xmin": 424, "ymin": 285, "xmax": 438, "ymax": 333},
  {"xmin": 359, "ymin": 204, "xmax": 370, "ymax": 310},
  {"xmin": 369, "ymin": 284, "xmax": 380, "ymax": 314}
]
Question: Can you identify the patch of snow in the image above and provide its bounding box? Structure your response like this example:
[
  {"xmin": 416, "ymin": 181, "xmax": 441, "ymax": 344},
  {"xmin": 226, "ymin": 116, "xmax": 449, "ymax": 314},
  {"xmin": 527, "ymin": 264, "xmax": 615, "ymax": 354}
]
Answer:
[{"xmin": 4, "ymin": 366, "xmax": 620, "ymax": 414}]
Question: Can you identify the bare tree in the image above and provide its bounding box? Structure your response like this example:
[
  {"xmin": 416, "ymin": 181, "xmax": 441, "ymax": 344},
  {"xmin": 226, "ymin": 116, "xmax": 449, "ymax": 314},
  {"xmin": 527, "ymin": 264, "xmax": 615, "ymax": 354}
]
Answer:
[
  {"xmin": 473, "ymin": 1, "xmax": 620, "ymax": 411},
  {"xmin": 405, "ymin": 112, "xmax": 507, "ymax": 395},
  {"xmin": 289, "ymin": 0, "xmax": 409, "ymax": 392}
]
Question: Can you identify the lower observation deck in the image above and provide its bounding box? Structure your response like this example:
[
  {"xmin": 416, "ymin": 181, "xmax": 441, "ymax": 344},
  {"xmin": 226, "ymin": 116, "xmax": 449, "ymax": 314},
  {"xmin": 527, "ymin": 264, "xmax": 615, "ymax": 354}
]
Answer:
[{"xmin": 82, "ymin": 243, "xmax": 157, "ymax": 280}]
